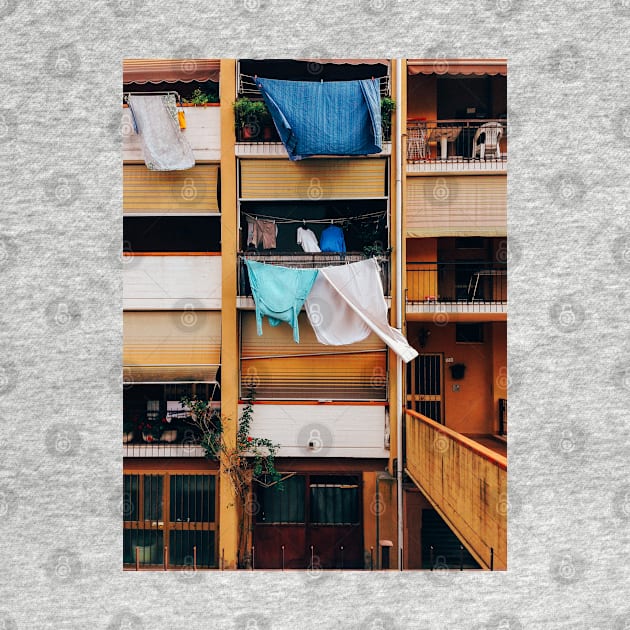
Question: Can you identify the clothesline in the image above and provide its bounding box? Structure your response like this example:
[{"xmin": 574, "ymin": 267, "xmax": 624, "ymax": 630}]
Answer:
[{"xmin": 242, "ymin": 210, "xmax": 386, "ymax": 225}]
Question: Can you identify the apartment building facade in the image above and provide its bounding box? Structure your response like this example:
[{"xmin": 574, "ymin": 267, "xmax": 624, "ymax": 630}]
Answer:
[{"xmin": 121, "ymin": 58, "xmax": 507, "ymax": 571}]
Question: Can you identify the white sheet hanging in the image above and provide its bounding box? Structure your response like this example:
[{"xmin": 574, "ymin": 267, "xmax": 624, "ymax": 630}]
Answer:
[
  {"xmin": 128, "ymin": 94, "xmax": 195, "ymax": 171},
  {"xmin": 304, "ymin": 258, "xmax": 418, "ymax": 363}
]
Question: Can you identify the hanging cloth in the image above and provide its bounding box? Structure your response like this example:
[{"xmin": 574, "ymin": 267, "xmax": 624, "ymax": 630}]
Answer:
[
  {"xmin": 304, "ymin": 258, "xmax": 418, "ymax": 363},
  {"xmin": 297, "ymin": 226, "xmax": 321, "ymax": 253},
  {"xmin": 128, "ymin": 94, "xmax": 195, "ymax": 171},
  {"xmin": 245, "ymin": 259, "xmax": 319, "ymax": 343},
  {"xmin": 246, "ymin": 217, "xmax": 277, "ymax": 249},
  {"xmin": 254, "ymin": 77, "xmax": 382, "ymax": 161},
  {"xmin": 320, "ymin": 224, "xmax": 346, "ymax": 253}
]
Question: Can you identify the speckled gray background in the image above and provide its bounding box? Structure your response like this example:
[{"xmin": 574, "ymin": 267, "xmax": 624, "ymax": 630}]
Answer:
[{"xmin": 0, "ymin": 1, "xmax": 628, "ymax": 628}]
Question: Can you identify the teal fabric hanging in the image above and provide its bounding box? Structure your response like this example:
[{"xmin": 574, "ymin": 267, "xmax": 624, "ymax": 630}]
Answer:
[{"xmin": 245, "ymin": 259, "xmax": 319, "ymax": 343}]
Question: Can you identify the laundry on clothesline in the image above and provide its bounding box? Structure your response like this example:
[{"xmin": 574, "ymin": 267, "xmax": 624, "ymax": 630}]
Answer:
[
  {"xmin": 305, "ymin": 258, "xmax": 418, "ymax": 363},
  {"xmin": 245, "ymin": 259, "xmax": 319, "ymax": 343},
  {"xmin": 297, "ymin": 226, "xmax": 321, "ymax": 253},
  {"xmin": 247, "ymin": 217, "xmax": 278, "ymax": 250},
  {"xmin": 127, "ymin": 94, "xmax": 195, "ymax": 171},
  {"xmin": 320, "ymin": 224, "xmax": 346, "ymax": 253}
]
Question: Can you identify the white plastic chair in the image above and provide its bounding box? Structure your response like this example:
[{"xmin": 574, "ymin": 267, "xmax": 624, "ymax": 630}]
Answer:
[
  {"xmin": 407, "ymin": 120, "xmax": 428, "ymax": 161},
  {"xmin": 472, "ymin": 122, "xmax": 503, "ymax": 160}
]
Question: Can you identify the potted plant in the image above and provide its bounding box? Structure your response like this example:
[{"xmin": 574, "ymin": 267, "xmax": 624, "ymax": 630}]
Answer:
[
  {"xmin": 182, "ymin": 88, "xmax": 219, "ymax": 106},
  {"xmin": 381, "ymin": 96, "xmax": 396, "ymax": 141},
  {"xmin": 137, "ymin": 414, "xmax": 177, "ymax": 443},
  {"xmin": 233, "ymin": 97, "xmax": 274, "ymax": 140}
]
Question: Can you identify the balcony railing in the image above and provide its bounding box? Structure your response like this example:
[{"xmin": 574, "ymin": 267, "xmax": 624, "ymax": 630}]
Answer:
[
  {"xmin": 407, "ymin": 119, "xmax": 507, "ymax": 171},
  {"xmin": 238, "ymin": 252, "xmax": 390, "ymax": 297},
  {"xmin": 123, "ymin": 426, "xmax": 206, "ymax": 458},
  {"xmin": 406, "ymin": 261, "xmax": 506, "ymax": 313},
  {"xmin": 405, "ymin": 409, "xmax": 507, "ymax": 570}
]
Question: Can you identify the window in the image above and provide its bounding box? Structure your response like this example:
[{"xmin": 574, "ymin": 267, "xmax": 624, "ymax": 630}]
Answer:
[
  {"xmin": 123, "ymin": 473, "xmax": 217, "ymax": 568},
  {"xmin": 257, "ymin": 475, "xmax": 305, "ymax": 524},
  {"xmin": 310, "ymin": 476, "xmax": 360, "ymax": 525},
  {"xmin": 123, "ymin": 216, "xmax": 221, "ymax": 252},
  {"xmin": 455, "ymin": 323, "xmax": 484, "ymax": 343}
]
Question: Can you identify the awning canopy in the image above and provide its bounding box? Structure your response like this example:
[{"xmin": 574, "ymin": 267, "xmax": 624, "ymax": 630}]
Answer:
[
  {"xmin": 295, "ymin": 59, "xmax": 389, "ymax": 66},
  {"xmin": 123, "ymin": 59, "xmax": 220, "ymax": 84},
  {"xmin": 407, "ymin": 59, "xmax": 507, "ymax": 76},
  {"xmin": 123, "ymin": 311, "xmax": 221, "ymax": 383}
]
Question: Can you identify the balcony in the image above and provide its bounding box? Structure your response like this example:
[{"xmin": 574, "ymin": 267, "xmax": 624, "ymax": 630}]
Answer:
[
  {"xmin": 405, "ymin": 409, "xmax": 507, "ymax": 570},
  {"xmin": 237, "ymin": 252, "xmax": 390, "ymax": 307},
  {"xmin": 406, "ymin": 261, "xmax": 506, "ymax": 316},
  {"xmin": 235, "ymin": 68, "xmax": 392, "ymax": 156},
  {"xmin": 407, "ymin": 119, "xmax": 507, "ymax": 173},
  {"xmin": 122, "ymin": 104, "xmax": 221, "ymax": 162}
]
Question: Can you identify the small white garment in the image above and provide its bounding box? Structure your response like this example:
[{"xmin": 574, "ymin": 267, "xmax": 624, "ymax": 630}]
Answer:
[
  {"xmin": 304, "ymin": 258, "xmax": 418, "ymax": 363},
  {"xmin": 297, "ymin": 226, "xmax": 321, "ymax": 253}
]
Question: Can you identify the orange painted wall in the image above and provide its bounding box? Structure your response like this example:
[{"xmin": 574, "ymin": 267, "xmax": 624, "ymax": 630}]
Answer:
[
  {"xmin": 407, "ymin": 321, "xmax": 506, "ymax": 434},
  {"xmin": 491, "ymin": 321, "xmax": 507, "ymax": 433},
  {"xmin": 407, "ymin": 75, "xmax": 437, "ymax": 120},
  {"xmin": 406, "ymin": 237, "xmax": 437, "ymax": 262}
]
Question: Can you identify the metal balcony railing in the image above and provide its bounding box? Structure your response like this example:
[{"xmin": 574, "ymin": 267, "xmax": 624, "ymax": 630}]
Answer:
[
  {"xmin": 406, "ymin": 261, "xmax": 506, "ymax": 312},
  {"xmin": 238, "ymin": 252, "xmax": 391, "ymax": 297},
  {"xmin": 407, "ymin": 118, "xmax": 507, "ymax": 170}
]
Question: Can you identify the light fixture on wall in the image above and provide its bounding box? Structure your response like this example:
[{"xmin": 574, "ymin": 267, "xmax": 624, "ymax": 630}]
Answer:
[{"xmin": 417, "ymin": 327, "xmax": 431, "ymax": 349}]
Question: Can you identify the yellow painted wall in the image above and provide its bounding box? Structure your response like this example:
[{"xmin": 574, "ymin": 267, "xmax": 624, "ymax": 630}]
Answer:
[{"xmin": 218, "ymin": 58, "xmax": 240, "ymax": 569}]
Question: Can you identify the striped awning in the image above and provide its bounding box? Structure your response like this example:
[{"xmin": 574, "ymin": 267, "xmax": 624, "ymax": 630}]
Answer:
[
  {"xmin": 123, "ymin": 59, "xmax": 220, "ymax": 84},
  {"xmin": 239, "ymin": 158, "xmax": 387, "ymax": 200},
  {"xmin": 406, "ymin": 175, "xmax": 507, "ymax": 237},
  {"xmin": 295, "ymin": 59, "xmax": 389, "ymax": 66},
  {"xmin": 407, "ymin": 59, "xmax": 507, "ymax": 76},
  {"xmin": 124, "ymin": 311, "xmax": 221, "ymax": 383},
  {"xmin": 123, "ymin": 164, "xmax": 219, "ymax": 214}
]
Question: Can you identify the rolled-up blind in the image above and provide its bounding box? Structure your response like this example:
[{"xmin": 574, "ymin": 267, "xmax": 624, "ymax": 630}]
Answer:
[
  {"xmin": 406, "ymin": 175, "xmax": 506, "ymax": 237},
  {"xmin": 239, "ymin": 158, "xmax": 387, "ymax": 200},
  {"xmin": 240, "ymin": 312, "xmax": 387, "ymax": 400},
  {"xmin": 124, "ymin": 311, "xmax": 221, "ymax": 383},
  {"xmin": 123, "ymin": 164, "xmax": 219, "ymax": 214}
]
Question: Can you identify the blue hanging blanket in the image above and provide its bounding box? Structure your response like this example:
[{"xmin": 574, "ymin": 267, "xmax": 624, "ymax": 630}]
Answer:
[
  {"xmin": 255, "ymin": 77, "xmax": 382, "ymax": 161},
  {"xmin": 245, "ymin": 259, "xmax": 319, "ymax": 343}
]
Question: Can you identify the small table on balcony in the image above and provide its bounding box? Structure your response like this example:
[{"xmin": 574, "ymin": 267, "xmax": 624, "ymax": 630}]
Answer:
[
  {"xmin": 467, "ymin": 269, "xmax": 507, "ymax": 301},
  {"xmin": 428, "ymin": 126, "xmax": 462, "ymax": 160}
]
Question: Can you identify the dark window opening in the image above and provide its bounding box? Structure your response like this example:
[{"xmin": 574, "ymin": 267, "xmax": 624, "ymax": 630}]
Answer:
[
  {"xmin": 124, "ymin": 216, "xmax": 221, "ymax": 252},
  {"xmin": 239, "ymin": 200, "xmax": 388, "ymax": 253},
  {"xmin": 257, "ymin": 475, "xmax": 305, "ymax": 524},
  {"xmin": 437, "ymin": 76, "xmax": 506, "ymax": 120},
  {"xmin": 456, "ymin": 323, "xmax": 484, "ymax": 343},
  {"xmin": 455, "ymin": 237, "xmax": 486, "ymax": 250},
  {"xmin": 309, "ymin": 475, "xmax": 360, "ymax": 525}
]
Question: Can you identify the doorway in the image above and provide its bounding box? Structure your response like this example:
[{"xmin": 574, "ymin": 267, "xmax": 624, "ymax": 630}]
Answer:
[{"xmin": 406, "ymin": 353, "xmax": 444, "ymax": 423}]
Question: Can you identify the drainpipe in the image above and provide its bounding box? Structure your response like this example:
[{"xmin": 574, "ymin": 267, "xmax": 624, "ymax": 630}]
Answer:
[{"xmin": 395, "ymin": 58, "xmax": 404, "ymax": 570}]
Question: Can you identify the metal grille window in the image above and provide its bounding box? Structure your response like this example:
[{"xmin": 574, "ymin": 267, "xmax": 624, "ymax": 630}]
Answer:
[
  {"xmin": 455, "ymin": 323, "xmax": 484, "ymax": 343},
  {"xmin": 257, "ymin": 475, "xmax": 305, "ymax": 524},
  {"xmin": 123, "ymin": 473, "xmax": 217, "ymax": 569},
  {"xmin": 309, "ymin": 476, "xmax": 360, "ymax": 525}
]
